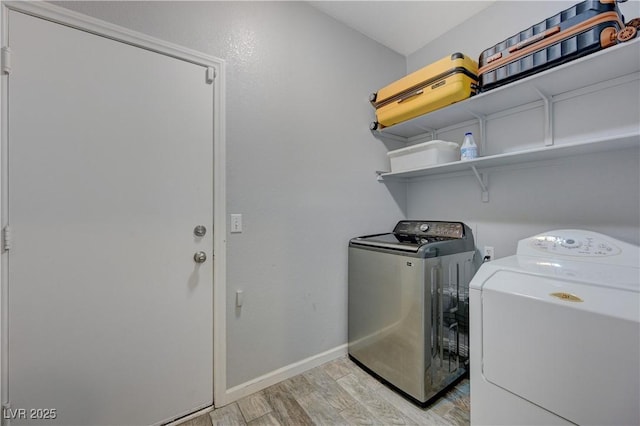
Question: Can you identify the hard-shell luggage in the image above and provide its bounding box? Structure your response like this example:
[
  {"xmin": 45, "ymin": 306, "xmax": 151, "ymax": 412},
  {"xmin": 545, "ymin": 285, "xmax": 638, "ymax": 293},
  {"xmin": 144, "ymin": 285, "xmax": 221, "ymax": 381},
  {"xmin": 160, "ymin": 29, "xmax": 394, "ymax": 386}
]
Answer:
[
  {"xmin": 370, "ymin": 53, "xmax": 478, "ymax": 130},
  {"xmin": 478, "ymin": 0, "xmax": 638, "ymax": 92}
]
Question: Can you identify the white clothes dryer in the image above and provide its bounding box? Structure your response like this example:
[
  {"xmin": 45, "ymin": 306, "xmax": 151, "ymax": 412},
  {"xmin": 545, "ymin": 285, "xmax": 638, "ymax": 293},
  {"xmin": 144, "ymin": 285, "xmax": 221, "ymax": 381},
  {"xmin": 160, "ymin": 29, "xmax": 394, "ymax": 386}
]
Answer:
[{"xmin": 470, "ymin": 230, "xmax": 639, "ymax": 426}]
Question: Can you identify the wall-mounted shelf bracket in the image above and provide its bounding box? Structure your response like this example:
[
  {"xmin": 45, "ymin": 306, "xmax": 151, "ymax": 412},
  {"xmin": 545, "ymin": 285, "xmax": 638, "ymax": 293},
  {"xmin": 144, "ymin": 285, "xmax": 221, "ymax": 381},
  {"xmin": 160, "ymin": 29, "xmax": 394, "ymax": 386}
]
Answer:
[
  {"xmin": 533, "ymin": 86, "xmax": 554, "ymax": 146},
  {"xmin": 371, "ymin": 129, "xmax": 408, "ymax": 144},
  {"xmin": 470, "ymin": 165, "xmax": 489, "ymax": 202},
  {"xmin": 375, "ymin": 170, "xmax": 387, "ymax": 182},
  {"xmin": 468, "ymin": 110, "xmax": 487, "ymax": 155},
  {"xmin": 372, "ymin": 125, "xmax": 437, "ymax": 145},
  {"xmin": 411, "ymin": 125, "xmax": 436, "ymax": 142}
]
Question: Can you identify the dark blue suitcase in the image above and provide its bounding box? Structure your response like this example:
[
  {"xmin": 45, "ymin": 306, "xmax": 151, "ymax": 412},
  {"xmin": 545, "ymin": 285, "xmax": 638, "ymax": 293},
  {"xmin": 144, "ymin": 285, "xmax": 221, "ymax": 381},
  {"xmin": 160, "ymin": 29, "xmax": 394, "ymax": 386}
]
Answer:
[{"xmin": 478, "ymin": 0, "xmax": 637, "ymax": 92}]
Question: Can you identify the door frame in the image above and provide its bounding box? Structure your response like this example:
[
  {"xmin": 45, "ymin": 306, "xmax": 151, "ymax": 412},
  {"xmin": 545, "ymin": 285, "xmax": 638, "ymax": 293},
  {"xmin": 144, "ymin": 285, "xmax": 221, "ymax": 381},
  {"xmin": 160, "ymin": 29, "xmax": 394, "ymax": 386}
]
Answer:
[{"xmin": 0, "ymin": 0, "xmax": 228, "ymax": 412}]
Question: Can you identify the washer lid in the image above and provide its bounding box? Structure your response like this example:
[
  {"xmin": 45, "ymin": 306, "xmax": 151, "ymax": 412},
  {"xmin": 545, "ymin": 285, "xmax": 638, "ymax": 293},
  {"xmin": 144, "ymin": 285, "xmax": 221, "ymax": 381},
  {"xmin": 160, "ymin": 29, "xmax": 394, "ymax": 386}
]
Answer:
[
  {"xmin": 350, "ymin": 233, "xmax": 421, "ymax": 253},
  {"xmin": 481, "ymin": 270, "xmax": 639, "ymax": 425},
  {"xmin": 350, "ymin": 221, "xmax": 476, "ymax": 257},
  {"xmin": 486, "ymin": 255, "xmax": 638, "ymax": 292}
]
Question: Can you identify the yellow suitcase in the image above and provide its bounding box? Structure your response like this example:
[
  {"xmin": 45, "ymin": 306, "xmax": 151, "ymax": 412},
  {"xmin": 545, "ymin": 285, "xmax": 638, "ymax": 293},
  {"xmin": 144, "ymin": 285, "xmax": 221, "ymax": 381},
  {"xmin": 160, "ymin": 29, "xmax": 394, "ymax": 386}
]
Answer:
[{"xmin": 370, "ymin": 53, "xmax": 478, "ymax": 130}]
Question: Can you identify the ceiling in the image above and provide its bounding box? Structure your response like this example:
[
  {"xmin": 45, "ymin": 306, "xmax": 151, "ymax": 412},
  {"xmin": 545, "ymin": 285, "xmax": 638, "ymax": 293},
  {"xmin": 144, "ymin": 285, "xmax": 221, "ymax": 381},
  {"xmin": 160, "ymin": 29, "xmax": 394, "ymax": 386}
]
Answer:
[{"xmin": 308, "ymin": 1, "xmax": 495, "ymax": 57}]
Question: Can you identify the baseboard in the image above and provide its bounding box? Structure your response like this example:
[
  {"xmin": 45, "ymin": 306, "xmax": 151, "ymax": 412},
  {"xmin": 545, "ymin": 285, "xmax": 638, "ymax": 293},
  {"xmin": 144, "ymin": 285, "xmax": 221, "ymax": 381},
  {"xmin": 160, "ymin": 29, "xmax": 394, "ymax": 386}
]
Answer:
[
  {"xmin": 222, "ymin": 343, "xmax": 348, "ymax": 405},
  {"xmin": 163, "ymin": 405, "xmax": 213, "ymax": 426}
]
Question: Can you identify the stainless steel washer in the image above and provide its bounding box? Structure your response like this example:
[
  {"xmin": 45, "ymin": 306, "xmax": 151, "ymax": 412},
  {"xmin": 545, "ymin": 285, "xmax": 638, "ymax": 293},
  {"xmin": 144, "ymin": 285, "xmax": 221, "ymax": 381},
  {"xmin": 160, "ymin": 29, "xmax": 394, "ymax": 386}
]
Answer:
[{"xmin": 348, "ymin": 220, "xmax": 476, "ymax": 404}]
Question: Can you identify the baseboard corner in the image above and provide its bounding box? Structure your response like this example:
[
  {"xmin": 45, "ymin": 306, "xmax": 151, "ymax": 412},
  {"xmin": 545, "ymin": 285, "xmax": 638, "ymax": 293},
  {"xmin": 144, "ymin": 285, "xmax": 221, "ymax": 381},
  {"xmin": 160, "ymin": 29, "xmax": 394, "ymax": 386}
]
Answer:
[{"xmin": 222, "ymin": 343, "xmax": 348, "ymax": 405}]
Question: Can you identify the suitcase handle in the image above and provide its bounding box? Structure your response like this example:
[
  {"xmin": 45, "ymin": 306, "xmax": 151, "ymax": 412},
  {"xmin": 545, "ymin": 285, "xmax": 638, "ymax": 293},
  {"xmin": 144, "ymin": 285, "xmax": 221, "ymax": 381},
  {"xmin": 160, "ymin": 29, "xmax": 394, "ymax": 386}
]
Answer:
[
  {"xmin": 508, "ymin": 26, "xmax": 561, "ymax": 53},
  {"xmin": 397, "ymin": 88, "xmax": 424, "ymax": 103}
]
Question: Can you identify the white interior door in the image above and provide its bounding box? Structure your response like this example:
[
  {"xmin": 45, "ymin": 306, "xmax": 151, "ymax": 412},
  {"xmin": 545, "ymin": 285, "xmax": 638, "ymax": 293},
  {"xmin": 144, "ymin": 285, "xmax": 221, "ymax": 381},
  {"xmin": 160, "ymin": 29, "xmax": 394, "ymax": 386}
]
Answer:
[{"xmin": 6, "ymin": 10, "xmax": 213, "ymax": 426}]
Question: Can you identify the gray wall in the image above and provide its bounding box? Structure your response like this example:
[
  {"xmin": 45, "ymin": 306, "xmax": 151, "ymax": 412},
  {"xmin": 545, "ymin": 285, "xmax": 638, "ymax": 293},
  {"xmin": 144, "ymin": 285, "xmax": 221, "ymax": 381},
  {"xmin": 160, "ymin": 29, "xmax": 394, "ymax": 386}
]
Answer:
[
  {"xmin": 405, "ymin": 0, "xmax": 640, "ymax": 257},
  {"xmin": 54, "ymin": 1, "xmax": 407, "ymax": 388},
  {"xmin": 52, "ymin": 0, "xmax": 640, "ymax": 392}
]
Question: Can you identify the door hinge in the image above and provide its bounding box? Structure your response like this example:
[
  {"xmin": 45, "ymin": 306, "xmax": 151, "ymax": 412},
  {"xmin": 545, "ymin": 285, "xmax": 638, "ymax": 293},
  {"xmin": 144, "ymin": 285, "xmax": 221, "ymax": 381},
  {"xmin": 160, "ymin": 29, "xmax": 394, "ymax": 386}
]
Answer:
[
  {"xmin": 1, "ymin": 47, "xmax": 11, "ymax": 75},
  {"xmin": 206, "ymin": 66, "xmax": 215, "ymax": 84},
  {"xmin": 3, "ymin": 226, "xmax": 12, "ymax": 251}
]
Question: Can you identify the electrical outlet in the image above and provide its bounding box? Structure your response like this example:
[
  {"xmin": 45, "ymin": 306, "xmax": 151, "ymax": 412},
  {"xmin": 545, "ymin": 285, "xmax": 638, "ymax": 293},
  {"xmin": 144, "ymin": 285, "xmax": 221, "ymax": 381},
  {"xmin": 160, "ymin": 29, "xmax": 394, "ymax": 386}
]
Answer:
[
  {"xmin": 483, "ymin": 246, "xmax": 495, "ymax": 262},
  {"xmin": 231, "ymin": 214, "xmax": 242, "ymax": 233}
]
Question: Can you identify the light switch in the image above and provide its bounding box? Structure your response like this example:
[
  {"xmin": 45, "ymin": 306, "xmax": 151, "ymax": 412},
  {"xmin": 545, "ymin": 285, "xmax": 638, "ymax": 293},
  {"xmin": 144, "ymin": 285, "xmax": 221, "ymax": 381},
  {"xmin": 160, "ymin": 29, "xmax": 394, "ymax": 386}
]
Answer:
[
  {"xmin": 231, "ymin": 214, "xmax": 242, "ymax": 233},
  {"xmin": 236, "ymin": 290, "xmax": 244, "ymax": 307}
]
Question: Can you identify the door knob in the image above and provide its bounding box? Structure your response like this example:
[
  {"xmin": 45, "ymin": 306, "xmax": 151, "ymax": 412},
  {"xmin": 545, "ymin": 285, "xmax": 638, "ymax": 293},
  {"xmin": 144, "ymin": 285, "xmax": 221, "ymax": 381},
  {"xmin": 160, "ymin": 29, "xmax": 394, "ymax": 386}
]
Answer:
[
  {"xmin": 194, "ymin": 225, "xmax": 207, "ymax": 237},
  {"xmin": 193, "ymin": 251, "xmax": 207, "ymax": 263}
]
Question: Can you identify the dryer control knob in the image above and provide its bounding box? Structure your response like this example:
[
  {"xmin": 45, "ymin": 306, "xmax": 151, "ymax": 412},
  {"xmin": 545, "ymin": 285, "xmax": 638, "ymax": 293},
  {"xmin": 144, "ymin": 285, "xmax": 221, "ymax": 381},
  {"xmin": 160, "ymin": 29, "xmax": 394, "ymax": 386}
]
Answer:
[
  {"xmin": 561, "ymin": 238, "xmax": 582, "ymax": 249},
  {"xmin": 419, "ymin": 224, "xmax": 430, "ymax": 232}
]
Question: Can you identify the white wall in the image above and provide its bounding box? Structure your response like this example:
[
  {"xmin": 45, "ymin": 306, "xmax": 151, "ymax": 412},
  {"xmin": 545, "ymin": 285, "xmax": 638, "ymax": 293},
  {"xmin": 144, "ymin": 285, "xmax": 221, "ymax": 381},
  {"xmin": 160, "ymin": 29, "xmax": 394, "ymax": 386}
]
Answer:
[
  {"xmin": 53, "ymin": 1, "xmax": 407, "ymax": 390},
  {"xmin": 405, "ymin": 0, "xmax": 640, "ymax": 257}
]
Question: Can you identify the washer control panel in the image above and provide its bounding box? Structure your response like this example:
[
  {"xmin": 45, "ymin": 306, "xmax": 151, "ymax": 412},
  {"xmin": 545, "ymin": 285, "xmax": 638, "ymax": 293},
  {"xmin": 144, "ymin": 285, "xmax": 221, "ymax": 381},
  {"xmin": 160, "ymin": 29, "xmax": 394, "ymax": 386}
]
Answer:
[
  {"xmin": 393, "ymin": 221, "xmax": 464, "ymax": 239},
  {"xmin": 527, "ymin": 232, "xmax": 621, "ymax": 257}
]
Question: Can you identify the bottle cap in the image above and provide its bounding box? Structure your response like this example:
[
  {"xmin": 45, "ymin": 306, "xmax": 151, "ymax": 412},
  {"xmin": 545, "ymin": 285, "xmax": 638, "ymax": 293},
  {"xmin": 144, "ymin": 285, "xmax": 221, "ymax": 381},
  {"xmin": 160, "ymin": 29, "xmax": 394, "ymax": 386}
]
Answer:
[{"xmin": 465, "ymin": 132, "xmax": 472, "ymax": 135}]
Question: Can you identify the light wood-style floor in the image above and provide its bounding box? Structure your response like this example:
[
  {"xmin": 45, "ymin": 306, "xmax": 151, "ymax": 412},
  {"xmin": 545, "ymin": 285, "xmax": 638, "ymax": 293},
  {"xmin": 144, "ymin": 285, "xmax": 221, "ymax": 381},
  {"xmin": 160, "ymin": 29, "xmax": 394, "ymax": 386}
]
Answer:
[{"xmin": 178, "ymin": 356, "xmax": 470, "ymax": 426}]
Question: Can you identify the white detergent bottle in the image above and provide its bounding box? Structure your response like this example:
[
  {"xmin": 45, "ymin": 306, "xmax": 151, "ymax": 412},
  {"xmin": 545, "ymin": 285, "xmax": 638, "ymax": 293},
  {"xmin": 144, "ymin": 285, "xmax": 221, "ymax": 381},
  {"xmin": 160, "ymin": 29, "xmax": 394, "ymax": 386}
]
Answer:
[{"xmin": 460, "ymin": 132, "xmax": 478, "ymax": 161}]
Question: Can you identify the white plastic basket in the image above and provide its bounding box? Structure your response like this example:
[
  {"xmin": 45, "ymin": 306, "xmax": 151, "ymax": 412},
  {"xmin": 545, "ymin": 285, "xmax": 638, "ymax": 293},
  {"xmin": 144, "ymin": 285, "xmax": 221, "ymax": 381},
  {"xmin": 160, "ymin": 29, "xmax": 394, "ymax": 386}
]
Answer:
[{"xmin": 387, "ymin": 140, "xmax": 459, "ymax": 172}]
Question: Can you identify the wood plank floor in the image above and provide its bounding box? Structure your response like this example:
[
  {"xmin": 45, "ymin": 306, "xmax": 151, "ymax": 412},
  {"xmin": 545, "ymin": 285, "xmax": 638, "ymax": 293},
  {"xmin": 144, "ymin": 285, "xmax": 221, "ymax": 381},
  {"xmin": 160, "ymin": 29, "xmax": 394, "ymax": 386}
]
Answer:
[{"xmin": 178, "ymin": 356, "xmax": 469, "ymax": 426}]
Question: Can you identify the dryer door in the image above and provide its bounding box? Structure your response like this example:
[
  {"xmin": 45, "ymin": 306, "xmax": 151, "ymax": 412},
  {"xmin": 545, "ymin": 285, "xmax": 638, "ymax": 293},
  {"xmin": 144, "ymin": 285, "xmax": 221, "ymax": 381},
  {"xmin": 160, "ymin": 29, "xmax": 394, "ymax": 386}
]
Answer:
[{"xmin": 481, "ymin": 270, "xmax": 639, "ymax": 426}]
